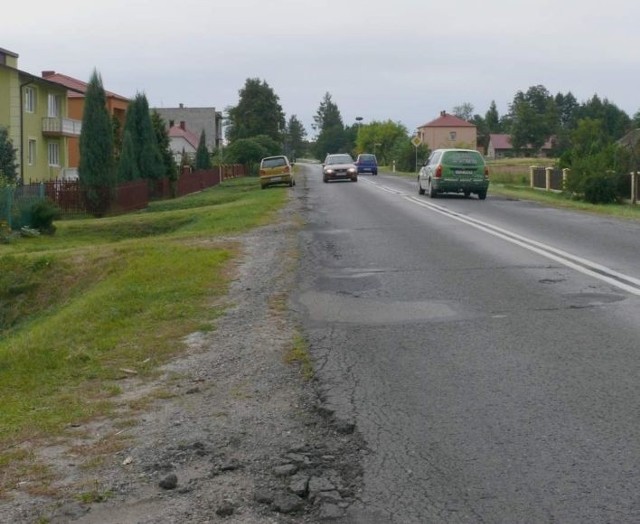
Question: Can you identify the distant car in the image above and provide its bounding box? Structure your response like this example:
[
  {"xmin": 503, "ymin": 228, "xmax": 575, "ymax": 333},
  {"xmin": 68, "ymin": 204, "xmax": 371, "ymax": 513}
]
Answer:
[
  {"xmin": 418, "ymin": 148, "xmax": 489, "ymax": 199},
  {"xmin": 259, "ymin": 155, "xmax": 295, "ymax": 189},
  {"xmin": 355, "ymin": 153, "xmax": 378, "ymax": 175},
  {"xmin": 322, "ymin": 154, "xmax": 358, "ymax": 183}
]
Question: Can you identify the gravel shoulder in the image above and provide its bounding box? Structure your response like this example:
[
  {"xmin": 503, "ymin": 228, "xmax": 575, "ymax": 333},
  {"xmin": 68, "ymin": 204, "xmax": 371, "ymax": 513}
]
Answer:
[{"xmin": 1, "ymin": 186, "xmax": 364, "ymax": 523}]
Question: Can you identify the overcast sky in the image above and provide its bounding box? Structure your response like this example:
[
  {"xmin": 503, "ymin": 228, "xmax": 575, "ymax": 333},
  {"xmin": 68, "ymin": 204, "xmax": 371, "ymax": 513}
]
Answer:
[{"xmin": 5, "ymin": 0, "xmax": 640, "ymax": 137}]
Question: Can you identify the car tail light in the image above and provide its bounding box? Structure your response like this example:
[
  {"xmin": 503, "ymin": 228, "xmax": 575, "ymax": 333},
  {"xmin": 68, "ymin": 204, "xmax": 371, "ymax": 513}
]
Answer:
[
  {"xmin": 259, "ymin": 170, "xmax": 265, "ymax": 176},
  {"xmin": 435, "ymin": 165, "xmax": 443, "ymax": 178},
  {"xmin": 484, "ymin": 167, "xmax": 489, "ymax": 178},
  {"xmin": 283, "ymin": 166, "xmax": 290, "ymax": 173}
]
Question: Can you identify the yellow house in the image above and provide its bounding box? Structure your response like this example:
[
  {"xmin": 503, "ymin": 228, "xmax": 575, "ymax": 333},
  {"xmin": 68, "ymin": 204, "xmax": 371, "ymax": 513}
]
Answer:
[
  {"xmin": 0, "ymin": 47, "xmax": 82, "ymax": 183},
  {"xmin": 416, "ymin": 111, "xmax": 477, "ymax": 150}
]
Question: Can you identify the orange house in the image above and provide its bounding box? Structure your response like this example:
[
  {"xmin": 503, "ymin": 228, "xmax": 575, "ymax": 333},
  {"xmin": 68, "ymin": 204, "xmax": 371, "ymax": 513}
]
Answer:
[{"xmin": 41, "ymin": 71, "xmax": 129, "ymax": 173}]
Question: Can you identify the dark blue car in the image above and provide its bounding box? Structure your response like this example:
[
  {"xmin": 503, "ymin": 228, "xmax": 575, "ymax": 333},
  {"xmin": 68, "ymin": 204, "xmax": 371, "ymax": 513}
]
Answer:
[{"xmin": 355, "ymin": 153, "xmax": 378, "ymax": 175}]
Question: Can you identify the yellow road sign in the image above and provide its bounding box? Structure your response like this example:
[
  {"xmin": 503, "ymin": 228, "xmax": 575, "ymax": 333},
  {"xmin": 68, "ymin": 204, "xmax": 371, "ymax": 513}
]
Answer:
[{"xmin": 411, "ymin": 136, "xmax": 422, "ymax": 147}]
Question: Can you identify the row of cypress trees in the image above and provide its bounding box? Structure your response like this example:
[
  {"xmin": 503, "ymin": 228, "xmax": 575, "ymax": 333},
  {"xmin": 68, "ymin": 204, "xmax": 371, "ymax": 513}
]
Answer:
[{"xmin": 79, "ymin": 70, "xmax": 175, "ymax": 214}]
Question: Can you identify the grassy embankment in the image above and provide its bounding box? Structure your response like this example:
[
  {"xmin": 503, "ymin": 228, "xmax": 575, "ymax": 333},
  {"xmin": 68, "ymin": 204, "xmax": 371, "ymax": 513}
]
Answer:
[
  {"xmin": 387, "ymin": 158, "xmax": 640, "ymax": 221},
  {"xmin": 0, "ymin": 177, "xmax": 292, "ymax": 497}
]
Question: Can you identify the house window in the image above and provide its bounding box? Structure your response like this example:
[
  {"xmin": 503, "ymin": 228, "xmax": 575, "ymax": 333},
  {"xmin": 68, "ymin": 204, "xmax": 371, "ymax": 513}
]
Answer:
[
  {"xmin": 48, "ymin": 94, "xmax": 60, "ymax": 117},
  {"xmin": 25, "ymin": 87, "xmax": 36, "ymax": 113},
  {"xmin": 449, "ymin": 131, "xmax": 457, "ymax": 141},
  {"xmin": 28, "ymin": 139, "xmax": 36, "ymax": 166},
  {"xmin": 48, "ymin": 142, "xmax": 60, "ymax": 166}
]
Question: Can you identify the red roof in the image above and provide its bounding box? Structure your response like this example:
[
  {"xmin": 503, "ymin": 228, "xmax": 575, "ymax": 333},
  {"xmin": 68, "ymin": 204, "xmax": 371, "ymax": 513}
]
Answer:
[
  {"xmin": 490, "ymin": 133, "xmax": 554, "ymax": 150},
  {"xmin": 169, "ymin": 124, "xmax": 199, "ymax": 149},
  {"xmin": 419, "ymin": 112, "xmax": 475, "ymax": 128},
  {"xmin": 489, "ymin": 134, "xmax": 512, "ymax": 149},
  {"xmin": 41, "ymin": 71, "xmax": 129, "ymax": 101}
]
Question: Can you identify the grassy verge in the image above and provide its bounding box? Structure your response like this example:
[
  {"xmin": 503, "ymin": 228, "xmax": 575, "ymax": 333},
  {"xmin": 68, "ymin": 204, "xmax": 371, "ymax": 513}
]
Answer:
[{"xmin": 0, "ymin": 177, "xmax": 288, "ymax": 495}]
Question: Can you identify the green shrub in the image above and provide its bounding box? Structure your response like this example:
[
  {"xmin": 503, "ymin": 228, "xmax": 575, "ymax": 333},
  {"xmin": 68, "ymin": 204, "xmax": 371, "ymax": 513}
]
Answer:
[
  {"xmin": 30, "ymin": 199, "xmax": 61, "ymax": 235},
  {"xmin": 583, "ymin": 173, "xmax": 618, "ymax": 204}
]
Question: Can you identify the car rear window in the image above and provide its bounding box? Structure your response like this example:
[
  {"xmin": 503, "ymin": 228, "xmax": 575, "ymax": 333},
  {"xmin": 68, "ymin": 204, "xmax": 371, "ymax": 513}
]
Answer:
[
  {"xmin": 262, "ymin": 157, "xmax": 287, "ymax": 168},
  {"xmin": 359, "ymin": 154, "xmax": 376, "ymax": 162},
  {"xmin": 442, "ymin": 151, "xmax": 483, "ymax": 166},
  {"xmin": 326, "ymin": 155, "xmax": 353, "ymax": 164}
]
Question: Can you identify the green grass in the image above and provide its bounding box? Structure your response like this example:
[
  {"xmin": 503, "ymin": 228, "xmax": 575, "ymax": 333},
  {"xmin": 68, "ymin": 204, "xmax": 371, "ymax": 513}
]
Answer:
[{"xmin": 0, "ymin": 176, "xmax": 287, "ymax": 492}]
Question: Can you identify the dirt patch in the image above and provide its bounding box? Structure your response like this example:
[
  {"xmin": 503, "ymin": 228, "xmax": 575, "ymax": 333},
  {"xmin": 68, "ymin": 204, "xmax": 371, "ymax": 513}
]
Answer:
[{"xmin": 0, "ymin": 189, "xmax": 364, "ymax": 523}]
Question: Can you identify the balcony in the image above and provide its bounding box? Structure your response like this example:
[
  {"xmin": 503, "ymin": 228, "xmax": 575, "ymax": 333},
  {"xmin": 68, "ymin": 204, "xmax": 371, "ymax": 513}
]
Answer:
[{"xmin": 42, "ymin": 117, "xmax": 82, "ymax": 137}]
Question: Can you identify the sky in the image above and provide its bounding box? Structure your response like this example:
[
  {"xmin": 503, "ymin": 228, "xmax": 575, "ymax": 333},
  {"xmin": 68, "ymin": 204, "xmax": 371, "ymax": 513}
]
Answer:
[{"xmin": 5, "ymin": 0, "xmax": 640, "ymax": 138}]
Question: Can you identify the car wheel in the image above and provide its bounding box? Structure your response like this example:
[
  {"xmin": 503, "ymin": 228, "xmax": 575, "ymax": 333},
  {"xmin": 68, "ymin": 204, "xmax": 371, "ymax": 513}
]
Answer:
[
  {"xmin": 261, "ymin": 185, "xmax": 266, "ymax": 190},
  {"xmin": 352, "ymin": 177, "xmax": 358, "ymax": 182},
  {"xmin": 478, "ymin": 190, "xmax": 487, "ymax": 200},
  {"xmin": 428, "ymin": 179, "xmax": 437, "ymax": 198},
  {"xmin": 323, "ymin": 176, "xmax": 328, "ymax": 183},
  {"xmin": 418, "ymin": 178, "xmax": 425, "ymax": 195},
  {"xmin": 464, "ymin": 190, "xmax": 471, "ymax": 198}
]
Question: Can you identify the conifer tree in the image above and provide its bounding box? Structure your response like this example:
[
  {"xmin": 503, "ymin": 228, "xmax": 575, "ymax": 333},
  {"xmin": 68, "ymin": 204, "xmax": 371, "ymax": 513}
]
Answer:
[
  {"xmin": 79, "ymin": 69, "xmax": 115, "ymax": 215},
  {"xmin": 195, "ymin": 130, "xmax": 211, "ymax": 169},
  {"xmin": 151, "ymin": 110, "xmax": 176, "ymax": 179},
  {"xmin": 0, "ymin": 127, "xmax": 18, "ymax": 183},
  {"xmin": 117, "ymin": 130, "xmax": 140, "ymax": 181},
  {"xmin": 122, "ymin": 93, "xmax": 164, "ymax": 180}
]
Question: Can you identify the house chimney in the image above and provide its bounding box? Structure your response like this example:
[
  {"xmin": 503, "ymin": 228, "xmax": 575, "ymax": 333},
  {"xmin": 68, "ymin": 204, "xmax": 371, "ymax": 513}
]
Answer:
[
  {"xmin": 440, "ymin": 110, "xmax": 446, "ymax": 117},
  {"xmin": 179, "ymin": 121, "xmax": 186, "ymax": 130},
  {"xmin": 179, "ymin": 103, "xmax": 184, "ymax": 108},
  {"xmin": 42, "ymin": 70, "xmax": 55, "ymax": 78}
]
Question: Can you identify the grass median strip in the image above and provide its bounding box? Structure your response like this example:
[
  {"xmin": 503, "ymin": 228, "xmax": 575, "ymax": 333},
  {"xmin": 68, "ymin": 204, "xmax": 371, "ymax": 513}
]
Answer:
[{"xmin": 0, "ymin": 177, "xmax": 287, "ymax": 492}]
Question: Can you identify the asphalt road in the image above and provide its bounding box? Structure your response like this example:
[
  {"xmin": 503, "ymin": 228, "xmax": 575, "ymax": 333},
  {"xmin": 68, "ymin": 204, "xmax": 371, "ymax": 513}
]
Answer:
[{"xmin": 292, "ymin": 163, "xmax": 640, "ymax": 523}]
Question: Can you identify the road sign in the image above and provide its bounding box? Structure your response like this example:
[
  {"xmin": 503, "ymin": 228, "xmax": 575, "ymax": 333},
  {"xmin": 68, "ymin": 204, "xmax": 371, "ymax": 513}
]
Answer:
[{"xmin": 411, "ymin": 136, "xmax": 422, "ymax": 148}]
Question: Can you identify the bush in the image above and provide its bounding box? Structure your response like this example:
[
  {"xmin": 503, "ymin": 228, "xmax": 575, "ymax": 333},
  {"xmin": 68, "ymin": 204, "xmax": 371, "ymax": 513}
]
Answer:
[
  {"xmin": 583, "ymin": 173, "xmax": 618, "ymax": 204},
  {"xmin": 29, "ymin": 199, "xmax": 61, "ymax": 235}
]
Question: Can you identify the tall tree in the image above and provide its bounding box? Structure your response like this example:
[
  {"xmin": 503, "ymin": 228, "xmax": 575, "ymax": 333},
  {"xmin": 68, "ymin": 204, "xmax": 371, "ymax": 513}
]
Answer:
[
  {"xmin": 195, "ymin": 130, "xmax": 211, "ymax": 169},
  {"xmin": 112, "ymin": 115, "xmax": 123, "ymax": 165},
  {"xmin": 355, "ymin": 120, "xmax": 408, "ymax": 165},
  {"xmin": 79, "ymin": 69, "xmax": 115, "ymax": 214},
  {"xmin": 284, "ymin": 115, "xmax": 307, "ymax": 159},
  {"xmin": 554, "ymin": 92, "xmax": 579, "ymax": 130},
  {"xmin": 313, "ymin": 93, "xmax": 347, "ymax": 159},
  {"xmin": 122, "ymin": 93, "xmax": 164, "ymax": 180},
  {"xmin": 226, "ymin": 78, "xmax": 285, "ymax": 144},
  {"xmin": 471, "ymin": 114, "xmax": 490, "ymax": 153},
  {"xmin": 577, "ymin": 95, "xmax": 631, "ymax": 140},
  {"xmin": 485, "ymin": 101, "xmax": 502, "ymax": 133},
  {"xmin": 150, "ymin": 110, "xmax": 176, "ymax": 180},
  {"xmin": 117, "ymin": 130, "xmax": 140, "ymax": 181},
  {"xmin": 452, "ymin": 103, "xmax": 474, "ymax": 122},
  {"xmin": 508, "ymin": 85, "xmax": 557, "ymax": 152},
  {"xmin": 313, "ymin": 92, "xmax": 343, "ymax": 132},
  {"xmin": 0, "ymin": 127, "xmax": 18, "ymax": 183}
]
